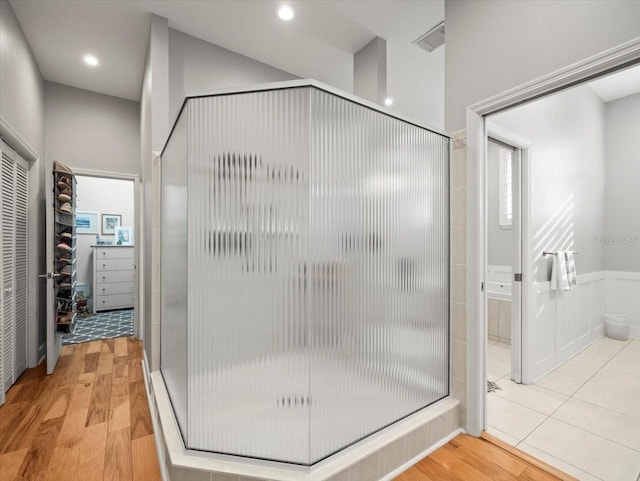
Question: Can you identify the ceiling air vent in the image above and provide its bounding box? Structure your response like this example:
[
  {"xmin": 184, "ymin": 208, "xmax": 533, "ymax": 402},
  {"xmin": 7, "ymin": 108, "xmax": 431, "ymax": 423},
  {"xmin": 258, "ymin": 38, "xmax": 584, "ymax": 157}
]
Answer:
[{"xmin": 414, "ymin": 21, "xmax": 445, "ymax": 52}]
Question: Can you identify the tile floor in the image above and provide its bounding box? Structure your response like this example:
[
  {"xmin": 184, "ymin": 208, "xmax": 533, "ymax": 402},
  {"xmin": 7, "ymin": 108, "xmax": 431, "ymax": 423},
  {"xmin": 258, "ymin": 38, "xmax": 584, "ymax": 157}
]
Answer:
[{"xmin": 487, "ymin": 337, "xmax": 640, "ymax": 481}]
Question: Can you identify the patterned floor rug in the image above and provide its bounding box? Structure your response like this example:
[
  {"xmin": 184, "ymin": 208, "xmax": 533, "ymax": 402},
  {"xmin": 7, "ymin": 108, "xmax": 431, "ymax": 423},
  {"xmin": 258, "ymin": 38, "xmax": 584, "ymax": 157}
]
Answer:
[{"xmin": 62, "ymin": 308, "xmax": 134, "ymax": 345}]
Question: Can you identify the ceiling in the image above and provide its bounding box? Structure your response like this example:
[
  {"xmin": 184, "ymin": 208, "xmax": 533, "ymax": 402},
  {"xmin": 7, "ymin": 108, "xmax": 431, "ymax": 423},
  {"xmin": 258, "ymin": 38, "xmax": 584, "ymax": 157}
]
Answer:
[
  {"xmin": 587, "ymin": 64, "xmax": 640, "ymax": 103},
  {"xmin": 9, "ymin": 0, "xmax": 444, "ymax": 102}
]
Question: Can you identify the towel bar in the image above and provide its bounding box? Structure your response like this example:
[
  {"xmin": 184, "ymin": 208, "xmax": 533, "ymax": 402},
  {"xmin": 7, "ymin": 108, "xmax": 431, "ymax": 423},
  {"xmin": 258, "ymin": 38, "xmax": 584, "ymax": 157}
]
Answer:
[{"xmin": 543, "ymin": 251, "xmax": 579, "ymax": 256}]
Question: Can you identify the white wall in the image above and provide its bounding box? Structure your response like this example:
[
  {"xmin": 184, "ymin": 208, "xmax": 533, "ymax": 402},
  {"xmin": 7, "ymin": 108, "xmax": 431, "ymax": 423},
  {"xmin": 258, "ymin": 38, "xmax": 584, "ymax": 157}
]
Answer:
[
  {"xmin": 487, "ymin": 140, "xmax": 512, "ymax": 266},
  {"xmin": 168, "ymin": 28, "xmax": 298, "ymax": 122},
  {"xmin": 444, "ymin": 0, "xmax": 640, "ymax": 131},
  {"xmin": 0, "ymin": 0, "xmax": 44, "ymax": 157},
  {"xmin": 141, "ymin": 14, "xmax": 171, "ymax": 370},
  {"xmin": 0, "ymin": 0, "xmax": 46, "ymax": 364},
  {"xmin": 44, "ymin": 82, "xmax": 139, "ymax": 175},
  {"xmin": 491, "ymin": 85, "xmax": 606, "ymax": 282},
  {"xmin": 603, "ymin": 93, "xmax": 640, "ymax": 272},
  {"xmin": 354, "ymin": 37, "xmax": 386, "ymax": 105},
  {"xmin": 75, "ymin": 176, "xmax": 134, "ymax": 301},
  {"xmin": 387, "ymin": 41, "xmax": 444, "ymax": 130}
]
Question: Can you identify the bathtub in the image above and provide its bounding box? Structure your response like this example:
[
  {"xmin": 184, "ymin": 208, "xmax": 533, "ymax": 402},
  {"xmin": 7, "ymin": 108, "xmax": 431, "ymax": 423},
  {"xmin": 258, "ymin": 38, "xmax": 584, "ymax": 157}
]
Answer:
[{"xmin": 487, "ymin": 265, "xmax": 512, "ymax": 300}]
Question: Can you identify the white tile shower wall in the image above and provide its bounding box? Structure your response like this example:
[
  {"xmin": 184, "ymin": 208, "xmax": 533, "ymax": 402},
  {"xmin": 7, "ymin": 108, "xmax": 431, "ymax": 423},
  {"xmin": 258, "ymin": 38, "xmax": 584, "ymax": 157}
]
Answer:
[
  {"xmin": 531, "ymin": 271, "xmax": 606, "ymax": 382},
  {"xmin": 451, "ymin": 130, "xmax": 467, "ymax": 429},
  {"xmin": 487, "ymin": 298, "xmax": 511, "ymax": 343},
  {"xmin": 605, "ymin": 271, "xmax": 640, "ymax": 339}
]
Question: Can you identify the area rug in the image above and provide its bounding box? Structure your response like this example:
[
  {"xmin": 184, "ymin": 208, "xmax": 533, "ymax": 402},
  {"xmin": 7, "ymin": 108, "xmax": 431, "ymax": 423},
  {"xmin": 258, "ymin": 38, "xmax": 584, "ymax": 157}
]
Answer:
[{"xmin": 62, "ymin": 308, "xmax": 134, "ymax": 345}]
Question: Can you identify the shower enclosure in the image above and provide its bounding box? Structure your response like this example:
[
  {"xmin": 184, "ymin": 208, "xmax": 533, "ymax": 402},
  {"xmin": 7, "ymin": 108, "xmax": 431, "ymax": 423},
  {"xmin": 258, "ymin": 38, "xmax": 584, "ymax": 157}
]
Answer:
[{"xmin": 160, "ymin": 81, "xmax": 450, "ymax": 466}]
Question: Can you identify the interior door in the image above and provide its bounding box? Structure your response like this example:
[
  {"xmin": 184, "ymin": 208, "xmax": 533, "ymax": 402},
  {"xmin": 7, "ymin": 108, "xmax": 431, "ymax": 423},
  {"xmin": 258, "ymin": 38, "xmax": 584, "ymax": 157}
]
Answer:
[
  {"xmin": 1, "ymin": 141, "xmax": 29, "ymax": 402},
  {"xmin": 44, "ymin": 157, "xmax": 61, "ymax": 374},
  {"xmin": 511, "ymin": 149, "xmax": 523, "ymax": 383}
]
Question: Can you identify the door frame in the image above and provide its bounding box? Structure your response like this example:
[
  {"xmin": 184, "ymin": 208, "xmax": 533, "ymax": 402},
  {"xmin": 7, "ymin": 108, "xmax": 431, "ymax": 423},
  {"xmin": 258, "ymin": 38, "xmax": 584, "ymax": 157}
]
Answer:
[
  {"xmin": 465, "ymin": 36, "xmax": 640, "ymax": 437},
  {"xmin": 71, "ymin": 168, "xmax": 142, "ymax": 340}
]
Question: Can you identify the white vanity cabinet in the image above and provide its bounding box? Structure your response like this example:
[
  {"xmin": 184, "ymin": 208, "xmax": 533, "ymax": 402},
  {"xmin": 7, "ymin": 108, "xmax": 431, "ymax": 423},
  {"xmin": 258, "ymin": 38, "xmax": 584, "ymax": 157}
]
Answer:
[{"xmin": 92, "ymin": 246, "xmax": 134, "ymax": 312}]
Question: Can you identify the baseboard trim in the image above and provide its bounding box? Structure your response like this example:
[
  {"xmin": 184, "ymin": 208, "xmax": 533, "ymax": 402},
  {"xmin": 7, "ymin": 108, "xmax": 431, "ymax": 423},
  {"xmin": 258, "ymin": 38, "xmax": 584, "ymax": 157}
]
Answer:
[
  {"xmin": 143, "ymin": 351, "xmax": 170, "ymax": 481},
  {"xmin": 480, "ymin": 432, "xmax": 579, "ymax": 481}
]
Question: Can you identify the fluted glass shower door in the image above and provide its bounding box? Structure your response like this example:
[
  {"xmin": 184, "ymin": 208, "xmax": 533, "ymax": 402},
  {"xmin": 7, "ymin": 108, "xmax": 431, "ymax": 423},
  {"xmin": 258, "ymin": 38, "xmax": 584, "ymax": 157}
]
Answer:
[{"xmin": 161, "ymin": 82, "xmax": 449, "ymax": 466}]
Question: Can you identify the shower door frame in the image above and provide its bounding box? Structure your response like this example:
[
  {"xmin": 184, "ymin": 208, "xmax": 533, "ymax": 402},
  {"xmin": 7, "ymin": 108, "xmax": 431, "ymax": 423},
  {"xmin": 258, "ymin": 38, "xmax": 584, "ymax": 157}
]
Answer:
[{"xmin": 465, "ymin": 37, "xmax": 640, "ymax": 437}]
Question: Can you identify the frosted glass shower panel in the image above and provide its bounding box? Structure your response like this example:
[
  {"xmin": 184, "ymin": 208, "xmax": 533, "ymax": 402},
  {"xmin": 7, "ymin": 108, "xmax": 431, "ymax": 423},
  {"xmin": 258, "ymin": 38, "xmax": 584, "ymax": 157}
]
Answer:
[
  {"xmin": 186, "ymin": 89, "xmax": 312, "ymax": 464},
  {"xmin": 160, "ymin": 83, "xmax": 450, "ymax": 466},
  {"xmin": 160, "ymin": 112, "xmax": 188, "ymax": 437},
  {"xmin": 308, "ymin": 89, "xmax": 450, "ymax": 462}
]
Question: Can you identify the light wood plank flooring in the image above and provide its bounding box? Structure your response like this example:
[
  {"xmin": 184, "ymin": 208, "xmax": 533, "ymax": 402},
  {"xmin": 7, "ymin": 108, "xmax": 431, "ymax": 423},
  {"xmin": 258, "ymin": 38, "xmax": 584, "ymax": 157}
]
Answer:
[
  {"xmin": 1, "ymin": 338, "xmax": 573, "ymax": 481},
  {"xmin": 0, "ymin": 337, "xmax": 161, "ymax": 481},
  {"xmin": 395, "ymin": 433, "xmax": 575, "ymax": 481}
]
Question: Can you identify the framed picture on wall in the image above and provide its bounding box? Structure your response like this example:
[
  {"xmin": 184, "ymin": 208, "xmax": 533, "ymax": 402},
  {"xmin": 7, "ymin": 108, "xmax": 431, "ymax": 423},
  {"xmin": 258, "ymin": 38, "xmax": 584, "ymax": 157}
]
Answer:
[
  {"xmin": 102, "ymin": 214, "xmax": 121, "ymax": 235},
  {"xmin": 76, "ymin": 212, "xmax": 99, "ymax": 234},
  {"xmin": 115, "ymin": 226, "xmax": 133, "ymax": 246}
]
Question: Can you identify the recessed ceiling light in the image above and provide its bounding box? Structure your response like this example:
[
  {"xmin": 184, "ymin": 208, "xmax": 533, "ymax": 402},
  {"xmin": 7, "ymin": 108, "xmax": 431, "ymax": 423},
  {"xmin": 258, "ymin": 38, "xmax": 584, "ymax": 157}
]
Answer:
[
  {"xmin": 384, "ymin": 97, "xmax": 393, "ymax": 106},
  {"xmin": 84, "ymin": 54, "xmax": 99, "ymax": 67},
  {"xmin": 278, "ymin": 5, "xmax": 294, "ymax": 21}
]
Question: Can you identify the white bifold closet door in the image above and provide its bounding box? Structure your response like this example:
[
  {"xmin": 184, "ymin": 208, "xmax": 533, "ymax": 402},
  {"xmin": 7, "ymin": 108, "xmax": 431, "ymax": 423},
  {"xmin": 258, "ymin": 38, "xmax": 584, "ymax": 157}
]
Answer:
[{"xmin": 0, "ymin": 141, "xmax": 29, "ymax": 406}]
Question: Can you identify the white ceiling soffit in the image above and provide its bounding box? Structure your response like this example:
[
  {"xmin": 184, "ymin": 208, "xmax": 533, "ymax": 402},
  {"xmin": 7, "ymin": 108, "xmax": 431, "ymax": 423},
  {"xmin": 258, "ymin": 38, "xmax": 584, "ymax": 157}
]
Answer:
[
  {"xmin": 9, "ymin": 0, "xmax": 151, "ymax": 101},
  {"xmin": 10, "ymin": 0, "xmax": 443, "ymax": 101},
  {"xmin": 587, "ymin": 64, "xmax": 640, "ymax": 102}
]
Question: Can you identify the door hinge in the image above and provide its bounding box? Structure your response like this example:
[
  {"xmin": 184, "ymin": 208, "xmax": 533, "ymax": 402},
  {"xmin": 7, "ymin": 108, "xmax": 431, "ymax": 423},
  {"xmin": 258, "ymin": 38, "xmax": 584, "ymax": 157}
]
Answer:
[
  {"xmin": 514, "ymin": 273, "xmax": 522, "ymax": 282},
  {"xmin": 481, "ymin": 282, "xmax": 484, "ymax": 292}
]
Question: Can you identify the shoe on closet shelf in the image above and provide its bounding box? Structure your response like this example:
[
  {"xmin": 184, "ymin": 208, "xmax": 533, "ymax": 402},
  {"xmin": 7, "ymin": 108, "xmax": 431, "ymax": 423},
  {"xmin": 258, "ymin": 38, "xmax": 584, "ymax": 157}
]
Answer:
[
  {"xmin": 58, "ymin": 251, "xmax": 72, "ymax": 261},
  {"xmin": 60, "ymin": 202, "xmax": 72, "ymax": 213},
  {"xmin": 57, "ymin": 193, "xmax": 71, "ymax": 202},
  {"xmin": 54, "ymin": 161, "xmax": 72, "ymax": 174},
  {"xmin": 58, "ymin": 187, "xmax": 72, "ymax": 197},
  {"xmin": 56, "ymin": 312, "xmax": 73, "ymax": 324},
  {"xmin": 59, "ymin": 232, "xmax": 72, "ymax": 240},
  {"xmin": 56, "ymin": 241, "xmax": 72, "ymax": 251},
  {"xmin": 58, "ymin": 265, "xmax": 71, "ymax": 276}
]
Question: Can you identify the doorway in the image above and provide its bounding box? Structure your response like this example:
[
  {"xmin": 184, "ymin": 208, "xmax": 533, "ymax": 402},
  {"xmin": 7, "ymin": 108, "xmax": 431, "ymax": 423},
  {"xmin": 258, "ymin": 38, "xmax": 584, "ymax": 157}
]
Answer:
[
  {"xmin": 470, "ymin": 62, "xmax": 640, "ymax": 479},
  {"xmin": 62, "ymin": 173, "xmax": 138, "ymax": 346}
]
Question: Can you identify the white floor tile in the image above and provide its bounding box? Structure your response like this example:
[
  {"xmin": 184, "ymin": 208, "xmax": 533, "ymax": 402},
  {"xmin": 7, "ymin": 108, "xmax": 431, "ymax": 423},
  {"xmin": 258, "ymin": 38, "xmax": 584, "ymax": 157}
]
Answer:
[
  {"xmin": 486, "ymin": 393, "xmax": 546, "ymax": 441},
  {"xmin": 536, "ymin": 370, "xmax": 586, "ymax": 396},
  {"xmin": 485, "ymin": 425, "xmax": 519, "ymax": 446},
  {"xmin": 494, "ymin": 378, "xmax": 568, "ymax": 416},
  {"xmin": 552, "ymin": 397, "xmax": 640, "ymax": 452},
  {"xmin": 524, "ymin": 418, "xmax": 640, "ymax": 481},
  {"xmin": 518, "ymin": 442, "xmax": 604, "ymax": 481},
  {"xmin": 487, "ymin": 370, "xmax": 508, "ymax": 382},
  {"xmin": 573, "ymin": 369, "xmax": 640, "ymax": 420},
  {"xmin": 556, "ymin": 337, "xmax": 628, "ymax": 381},
  {"xmin": 487, "ymin": 342, "xmax": 511, "ymax": 379}
]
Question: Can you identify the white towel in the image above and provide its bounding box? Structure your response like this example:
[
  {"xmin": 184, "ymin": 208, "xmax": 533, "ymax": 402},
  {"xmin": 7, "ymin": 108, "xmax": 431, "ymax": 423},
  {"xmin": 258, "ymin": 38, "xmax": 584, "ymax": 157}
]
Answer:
[
  {"xmin": 565, "ymin": 251, "xmax": 577, "ymax": 290},
  {"xmin": 550, "ymin": 251, "xmax": 576, "ymax": 291}
]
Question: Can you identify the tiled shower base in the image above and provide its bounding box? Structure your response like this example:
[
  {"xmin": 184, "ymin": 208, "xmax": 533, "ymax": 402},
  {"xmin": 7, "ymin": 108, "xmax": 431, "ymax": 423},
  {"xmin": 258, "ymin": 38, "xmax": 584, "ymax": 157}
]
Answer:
[{"xmin": 143, "ymin": 367, "xmax": 462, "ymax": 481}]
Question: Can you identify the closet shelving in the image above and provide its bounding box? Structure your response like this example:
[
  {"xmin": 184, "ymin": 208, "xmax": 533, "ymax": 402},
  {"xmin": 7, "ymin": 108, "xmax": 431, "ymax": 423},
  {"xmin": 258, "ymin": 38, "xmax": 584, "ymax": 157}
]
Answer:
[{"xmin": 53, "ymin": 161, "xmax": 77, "ymax": 334}]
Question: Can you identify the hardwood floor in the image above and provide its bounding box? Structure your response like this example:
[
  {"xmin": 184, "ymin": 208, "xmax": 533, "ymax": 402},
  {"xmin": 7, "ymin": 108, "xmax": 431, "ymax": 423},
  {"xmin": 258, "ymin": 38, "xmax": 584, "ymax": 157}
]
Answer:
[
  {"xmin": 0, "ymin": 337, "xmax": 161, "ymax": 481},
  {"xmin": 1, "ymin": 337, "xmax": 573, "ymax": 481},
  {"xmin": 395, "ymin": 433, "xmax": 575, "ymax": 481}
]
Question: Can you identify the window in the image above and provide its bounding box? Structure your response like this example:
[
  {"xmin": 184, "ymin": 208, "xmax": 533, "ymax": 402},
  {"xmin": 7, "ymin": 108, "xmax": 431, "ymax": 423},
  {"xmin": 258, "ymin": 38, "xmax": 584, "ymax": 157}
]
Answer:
[{"xmin": 499, "ymin": 148, "xmax": 512, "ymax": 228}]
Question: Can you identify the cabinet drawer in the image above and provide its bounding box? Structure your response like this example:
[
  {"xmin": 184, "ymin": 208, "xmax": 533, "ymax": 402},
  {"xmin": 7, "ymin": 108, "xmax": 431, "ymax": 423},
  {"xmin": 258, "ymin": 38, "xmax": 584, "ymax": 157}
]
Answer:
[
  {"xmin": 95, "ymin": 259, "xmax": 134, "ymax": 272},
  {"xmin": 95, "ymin": 294, "xmax": 134, "ymax": 310},
  {"xmin": 94, "ymin": 247, "xmax": 134, "ymax": 259},
  {"xmin": 96, "ymin": 270, "xmax": 135, "ymax": 284},
  {"xmin": 94, "ymin": 282, "xmax": 134, "ymax": 296}
]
